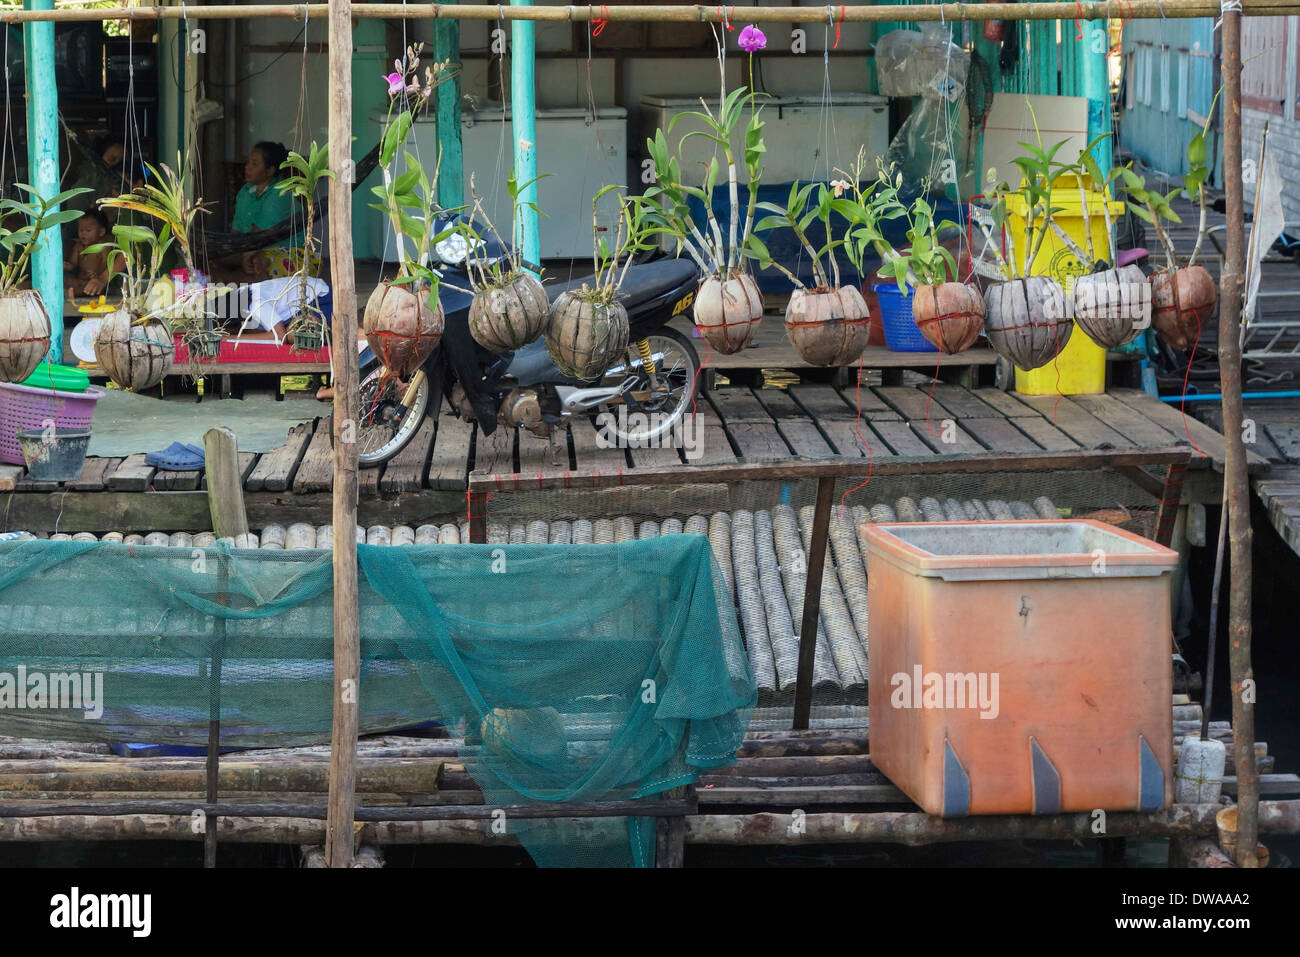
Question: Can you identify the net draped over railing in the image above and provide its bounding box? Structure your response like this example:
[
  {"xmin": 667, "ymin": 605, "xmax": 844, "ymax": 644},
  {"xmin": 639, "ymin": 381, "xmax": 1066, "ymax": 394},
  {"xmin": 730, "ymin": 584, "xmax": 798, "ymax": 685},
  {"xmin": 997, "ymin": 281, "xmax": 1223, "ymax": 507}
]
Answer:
[{"xmin": 0, "ymin": 537, "xmax": 755, "ymax": 866}]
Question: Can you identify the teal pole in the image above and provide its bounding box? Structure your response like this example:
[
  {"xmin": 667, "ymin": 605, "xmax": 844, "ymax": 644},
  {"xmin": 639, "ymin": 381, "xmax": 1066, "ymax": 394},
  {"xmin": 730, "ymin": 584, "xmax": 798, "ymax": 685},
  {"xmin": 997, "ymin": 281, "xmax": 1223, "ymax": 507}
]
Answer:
[
  {"xmin": 435, "ymin": 1, "xmax": 463, "ymax": 209},
  {"xmin": 23, "ymin": 0, "xmax": 63, "ymax": 363},
  {"xmin": 510, "ymin": 0, "xmax": 540, "ymax": 267},
  {"xmin": 1081, "ymin": 19, "xmax": 1112, "ymax": 172}
]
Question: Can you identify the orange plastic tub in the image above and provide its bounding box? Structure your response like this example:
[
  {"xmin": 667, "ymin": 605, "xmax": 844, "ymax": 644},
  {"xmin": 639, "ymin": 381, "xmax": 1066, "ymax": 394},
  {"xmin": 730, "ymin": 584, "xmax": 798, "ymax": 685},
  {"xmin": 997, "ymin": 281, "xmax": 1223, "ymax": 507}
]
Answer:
[{"xmin": 861, "ymin": 520, "xmax": 1177, "ymax": 818}]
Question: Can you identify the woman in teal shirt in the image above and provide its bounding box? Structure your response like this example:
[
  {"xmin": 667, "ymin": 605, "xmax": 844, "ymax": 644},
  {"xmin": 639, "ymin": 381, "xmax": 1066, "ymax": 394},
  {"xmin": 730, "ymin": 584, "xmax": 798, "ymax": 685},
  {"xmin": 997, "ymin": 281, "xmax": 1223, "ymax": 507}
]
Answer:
[{"xmin": 219, "ymin": 141, "xmax": 316, "ymax": 281}]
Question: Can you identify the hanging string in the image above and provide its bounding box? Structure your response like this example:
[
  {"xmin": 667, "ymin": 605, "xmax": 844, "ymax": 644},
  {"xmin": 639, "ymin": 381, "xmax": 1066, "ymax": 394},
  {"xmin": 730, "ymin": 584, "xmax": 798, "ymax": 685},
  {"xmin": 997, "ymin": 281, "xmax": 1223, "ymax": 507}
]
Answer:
[
  {"xmin": 837, "ymin": 352, "xmax": 874, "ymax": 519},
  {"xmin": 2, "ymin": 25, "xmax": 15, "ymax": 196}
]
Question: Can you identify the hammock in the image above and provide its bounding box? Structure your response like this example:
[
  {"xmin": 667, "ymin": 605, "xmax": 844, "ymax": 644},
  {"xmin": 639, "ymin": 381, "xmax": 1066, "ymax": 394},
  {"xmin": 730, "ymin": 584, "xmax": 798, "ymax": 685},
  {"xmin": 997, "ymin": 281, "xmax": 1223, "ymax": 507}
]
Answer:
[{"xmin": 58, "ymin": 115, "xmax": 382, "ymax": 262}]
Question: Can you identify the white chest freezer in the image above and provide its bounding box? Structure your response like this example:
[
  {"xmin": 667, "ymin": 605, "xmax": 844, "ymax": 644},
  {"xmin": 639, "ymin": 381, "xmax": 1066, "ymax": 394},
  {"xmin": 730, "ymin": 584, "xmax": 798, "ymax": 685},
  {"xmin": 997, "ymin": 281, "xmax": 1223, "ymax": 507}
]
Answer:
[
  {"xmin": 640, "ymin": 92, "xmax": 889, "ymax": 185},
  {"xmin": 369, "ymin": 106, "xmax": 628, "ymax": 261}
]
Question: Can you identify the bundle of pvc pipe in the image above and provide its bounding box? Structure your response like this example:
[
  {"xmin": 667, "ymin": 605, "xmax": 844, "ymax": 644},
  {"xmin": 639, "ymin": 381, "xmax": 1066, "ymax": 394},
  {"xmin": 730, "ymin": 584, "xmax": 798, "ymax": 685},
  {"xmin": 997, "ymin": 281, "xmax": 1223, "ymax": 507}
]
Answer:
[
  {"xmin": 828, "ymin": 509, "xmax": 870, "ymax": 677},
  {"xmin": 895, "ymin": 497, "xmax": 921, "ymax": 522},
  {"xmin": 593, "ymin": 519, "xmax": 615, "ymax": 544},
  {"xmin": 792, "ymin": 506, "xmax": 862, "ymax": 689},
  {"xmin": 550, "ymin": 520, "xmax": 571, "ymax": 545},
  {"xmin": 613, "ymin": 516, "xmax": 635, "ymax": 543},
  {"xmin": 1175, "ymin": 737, "xmax": 1226, "ymax": 803},
  {"xmin": 729, "ymin": 510, "xmax": 778, "ymax": 693},
  {"xmin": 526, "ymin": 521, "xmax": 548, "ymax": 544},
  {"xmin": 571, "ymin": 519, "xmax": 594, "ymax": 544},
  {"xmin": 751, "ymin": 510, "xmax": 800, "ymax": 691},
  {"xmin": 918, "ymin": 497, "xmax": 946, "ymax": 522},
  {"xmin": 660, "ymin": 517, "xmax": 683, "ymax": 536},
  {"xmin": 773, "ymin": 505, "xmax": 838, "ymax": 689},
  {"xmin": 684, "ymin": 514, "xmax": 708, "ymax": 537},
  {"xmin": 637, "ymin": 521, "xmax": 659, "ymax": 539},
  {"xmin": 707, "ymin": 512, "xmax": 734, "ymax": 599}
]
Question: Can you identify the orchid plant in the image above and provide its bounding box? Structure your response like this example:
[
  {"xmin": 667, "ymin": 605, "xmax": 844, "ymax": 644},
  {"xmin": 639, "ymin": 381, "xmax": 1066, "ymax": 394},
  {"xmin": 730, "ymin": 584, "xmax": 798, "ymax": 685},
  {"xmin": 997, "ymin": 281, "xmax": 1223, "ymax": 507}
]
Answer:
[
  {"xmin": 371, "ymin": 42, "xmax": 458, "ymax": 309},
  {"xmin": 644, "ymin": 24, "xmax": 767, "ymax": 281},
  {"xmin": 276, "ymin": 141, "xmax": 335, "ymax": 348},
  {"xmin": 92, "ymin": 157, "xmax": 210, "ymax": 327},
  {"xmin": 459, "ymin": 168, "xmax": 545, "ymax": 292},
  {"xmin": 585, "ymin": 186, "xmax": 674, "ymax": 304},
  {"xmin": 742, "ymin": 180, "xmax": 844, "ymax": 291},
  {"xmin": 0, "ymin": 185, "xmax": 92, "ymax": 297}
]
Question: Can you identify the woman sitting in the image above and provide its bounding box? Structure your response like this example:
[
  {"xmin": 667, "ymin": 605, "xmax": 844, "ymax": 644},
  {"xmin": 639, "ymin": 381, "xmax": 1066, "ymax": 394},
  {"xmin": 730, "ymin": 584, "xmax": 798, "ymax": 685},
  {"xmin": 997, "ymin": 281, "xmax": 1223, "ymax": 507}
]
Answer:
[{"xmin": 215, "ymin": 141, "xmax": 319, "ymax": 282}]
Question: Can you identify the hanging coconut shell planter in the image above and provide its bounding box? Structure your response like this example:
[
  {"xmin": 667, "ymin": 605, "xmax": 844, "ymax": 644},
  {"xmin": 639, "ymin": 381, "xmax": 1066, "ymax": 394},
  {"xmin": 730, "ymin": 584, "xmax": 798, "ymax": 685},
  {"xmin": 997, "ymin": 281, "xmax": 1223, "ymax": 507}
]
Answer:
[
  {"xmin": 0, "ymin": 290, "xmax": 52, "ymax": 383},
  {"xmin": 545, "ymin": 288, "xmax": 630, "ymax": 380},
  {"xmin": 468, "ymin": 272, "xmax": 550, "ymax": 352},
  {"xmin": 694, "ymin": 271, "xmax": 763, "ymax": 355},
  {"xmin": 363, "ymin": 282, "xmax": 445, "ymax": 378},
  {"xmin": 983, "ymin": 276, "xmax": 1072, "ymax": 371},
  {"xmin": 93, "ymin": 308, "xmax": 174, "ymax": 392},
  {"xmin": 1151, "ymin": 265, "xmax": 1216, "ymax": 351},
  {"xmin": 784, "ymin": 287, "xmax": 871, "ymax": 366},
  {"xmin": 1071, "ymin": 265, "xmax": 1150, "ymax": 349},
  {"xmin": 910, "ymin": 283, "xmax": 985, "ymax": 354}
]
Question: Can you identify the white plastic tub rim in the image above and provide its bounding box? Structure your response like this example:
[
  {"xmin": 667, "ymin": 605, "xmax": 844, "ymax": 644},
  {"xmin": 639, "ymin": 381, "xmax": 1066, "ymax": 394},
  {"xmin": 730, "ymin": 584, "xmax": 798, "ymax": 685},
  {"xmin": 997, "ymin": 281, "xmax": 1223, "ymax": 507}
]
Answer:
[{"xmin": 860, "ymin": 519, "xmax": 1180, "ymax": 582}]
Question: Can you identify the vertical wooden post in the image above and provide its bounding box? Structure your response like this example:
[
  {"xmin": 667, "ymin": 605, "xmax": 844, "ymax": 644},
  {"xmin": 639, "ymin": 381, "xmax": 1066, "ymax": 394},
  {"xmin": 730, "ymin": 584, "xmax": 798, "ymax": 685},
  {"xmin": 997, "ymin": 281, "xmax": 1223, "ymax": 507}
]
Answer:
[
  {"xmin": 435, "ymin": 0, "xmax": 463, "ymax": 209},
  {"xmin": 326, "ymin": 0, "xmax": 361, "ymax": 870},
  {"xmin": 1218, "ymin": 4, "xmax": 1259, "ymax": 868},
  {"xmin": 204, "ymin": 427, "xmax": 248, "ymax": 539},
  {"xmin": 792, "ymin": 476, "xmax": 835, "ymax": 730},
  {"xmin": 23, "ymin": 0, "xmax": 63, "ymax": 363}
]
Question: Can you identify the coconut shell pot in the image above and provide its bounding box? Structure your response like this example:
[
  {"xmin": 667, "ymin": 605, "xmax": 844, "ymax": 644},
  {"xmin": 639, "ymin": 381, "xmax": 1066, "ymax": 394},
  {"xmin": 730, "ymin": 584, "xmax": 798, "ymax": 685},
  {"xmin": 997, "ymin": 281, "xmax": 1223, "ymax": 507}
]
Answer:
[
  {"xmin": 1151, "ymin": 264, "xmax": 1216, "ymax": 351},
  {"xmin": 93, "ymin": 308, "xmax": 174, "ymax": 391},
  {"xmin": 0, "ymin": 289, "xmax": 52, "ymax": 383},
  {"xmin": 1072, "ymin": 265, "xmax": 1150, "ymax": 349},
  {"xmin": 545, "ymin": 289, "xmax": 630, "ymax": 380},
  {"xmin": 784, "ymin": 286, "xmax": 871, "ymax": 366},
  {"xmin": 983, "ymin": 276, "xmax": 1072, "ymax": 371},
  {"xmin": 363, "ymin": 281, "xmax": 445, "ymax": 378},
  {"xmin": 694, "ymin": 271, "xmax": 762, "ymax": 355},
  {"xmin": 910, "ymin": 282, "xmax": 984, "ymax": 354},
  {"xmin": 468, "ymin": 272, "xmax": 550, "ymax": 352}
]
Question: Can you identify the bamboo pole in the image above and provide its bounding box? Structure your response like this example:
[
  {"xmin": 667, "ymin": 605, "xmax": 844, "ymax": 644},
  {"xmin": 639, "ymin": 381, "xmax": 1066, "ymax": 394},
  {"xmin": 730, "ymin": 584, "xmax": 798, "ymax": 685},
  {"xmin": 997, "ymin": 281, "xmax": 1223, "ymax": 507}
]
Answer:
[
  {"xmin": 3, "ymin": 800, "xmax": 1300, "ymax": 845},
  {"xmin": 326, "ymin": 0, "xmax": 361, "ymax": 870},
  {"xmin": 1218, "ymin": 3, "xmax": 1259, "ymax": 870},
  {"xmin": 0, "ymin": 2, "xmax": 1297, "ymax": 23}
]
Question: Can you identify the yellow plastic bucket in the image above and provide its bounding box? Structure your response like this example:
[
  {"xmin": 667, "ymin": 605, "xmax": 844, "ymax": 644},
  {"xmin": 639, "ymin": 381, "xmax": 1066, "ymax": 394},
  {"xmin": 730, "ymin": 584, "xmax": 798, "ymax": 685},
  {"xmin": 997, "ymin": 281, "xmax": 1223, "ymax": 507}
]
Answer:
[{"xmin": 1004, "ymin": 173, "xmax": 1125, "ymax": 395}]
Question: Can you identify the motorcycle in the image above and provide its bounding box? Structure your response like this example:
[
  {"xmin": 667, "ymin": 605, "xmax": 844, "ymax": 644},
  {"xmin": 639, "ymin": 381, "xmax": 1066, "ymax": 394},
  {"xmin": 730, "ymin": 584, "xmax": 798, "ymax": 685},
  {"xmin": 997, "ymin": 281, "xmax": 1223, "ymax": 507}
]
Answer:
[{"xmin": 355, "ymin": 214, "xmax": 703, "ymax": 467}]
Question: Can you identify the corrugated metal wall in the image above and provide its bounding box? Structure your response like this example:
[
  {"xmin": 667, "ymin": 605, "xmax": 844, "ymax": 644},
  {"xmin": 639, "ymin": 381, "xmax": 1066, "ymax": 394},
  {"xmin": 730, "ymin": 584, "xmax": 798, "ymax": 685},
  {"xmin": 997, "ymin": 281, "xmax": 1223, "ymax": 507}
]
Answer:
[{"xmin": 1117, "ymin": 18, "xmax": 1219, "ymax": 183}]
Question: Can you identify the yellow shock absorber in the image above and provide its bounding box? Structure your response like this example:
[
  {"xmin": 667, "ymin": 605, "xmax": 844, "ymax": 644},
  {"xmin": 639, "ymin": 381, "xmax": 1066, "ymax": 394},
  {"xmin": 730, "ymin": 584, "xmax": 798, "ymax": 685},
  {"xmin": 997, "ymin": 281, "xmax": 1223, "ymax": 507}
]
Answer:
[{"xmin": 635, "ymin": 338, "xmax": 657, "ymax": 376}]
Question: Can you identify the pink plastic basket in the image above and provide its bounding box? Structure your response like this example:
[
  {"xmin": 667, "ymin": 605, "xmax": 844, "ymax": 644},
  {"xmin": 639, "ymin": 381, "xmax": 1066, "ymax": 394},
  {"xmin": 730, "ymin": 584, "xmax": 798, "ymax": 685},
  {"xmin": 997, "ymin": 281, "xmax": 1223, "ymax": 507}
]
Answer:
[{"xmin": 0, "ymin": 382, "xmax": 105, "ymax": 465}]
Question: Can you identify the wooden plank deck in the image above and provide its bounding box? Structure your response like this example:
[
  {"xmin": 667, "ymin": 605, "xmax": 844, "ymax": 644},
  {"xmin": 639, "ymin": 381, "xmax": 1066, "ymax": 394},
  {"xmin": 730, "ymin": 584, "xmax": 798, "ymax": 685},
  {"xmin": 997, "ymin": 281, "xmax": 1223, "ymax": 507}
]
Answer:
[{"xmin": 1, "ymin": 382, "xmax": 1248, "ymax": 533}]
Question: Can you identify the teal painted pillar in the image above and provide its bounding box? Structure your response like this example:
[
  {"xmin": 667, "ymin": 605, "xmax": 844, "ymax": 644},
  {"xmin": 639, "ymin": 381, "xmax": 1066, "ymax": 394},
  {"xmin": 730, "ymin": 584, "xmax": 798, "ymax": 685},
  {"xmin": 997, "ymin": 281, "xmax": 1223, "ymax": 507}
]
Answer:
[
  {"xmin": 435, "ymin": 2, "xmax": 463, "ymax": 209},
  {"xmin": 510, "ymin": 0, "xmax": 540, "ymax": 265},
  {"xmin": 23, "ymin": 0, "xmax": 63, "ymax": 362},
  {"xmin": 1082, "ymin": 19, "xmax": 1112, "ymax": 173}
]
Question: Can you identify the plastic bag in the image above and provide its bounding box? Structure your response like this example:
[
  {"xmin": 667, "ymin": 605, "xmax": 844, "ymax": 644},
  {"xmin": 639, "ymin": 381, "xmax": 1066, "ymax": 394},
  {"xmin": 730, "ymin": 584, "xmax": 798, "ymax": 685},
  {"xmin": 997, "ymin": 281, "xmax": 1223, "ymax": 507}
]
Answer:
[{"xmin": 874, "ymin": 25, "xmax": 969, "ymax": 100}]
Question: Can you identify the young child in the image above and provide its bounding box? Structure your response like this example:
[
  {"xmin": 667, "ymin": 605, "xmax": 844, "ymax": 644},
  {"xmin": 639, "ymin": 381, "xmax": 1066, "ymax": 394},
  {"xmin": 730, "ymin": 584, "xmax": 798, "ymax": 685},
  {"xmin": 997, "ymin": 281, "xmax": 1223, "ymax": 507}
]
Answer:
[{"xmin": 64, "ymin": 210, "xmax": 115, "ymax": 297}]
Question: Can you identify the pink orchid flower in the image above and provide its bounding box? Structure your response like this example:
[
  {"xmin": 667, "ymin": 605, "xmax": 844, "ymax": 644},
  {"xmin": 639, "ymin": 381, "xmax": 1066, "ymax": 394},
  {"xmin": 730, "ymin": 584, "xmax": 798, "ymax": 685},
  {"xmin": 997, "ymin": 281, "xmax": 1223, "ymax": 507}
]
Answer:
[
  {"xmin": 738, "ymin": 24, "xmax": 766, "ymax": 52},
  {"xmin": 385, "ymin": 72, "xmax": 405, "ymax": 96}
]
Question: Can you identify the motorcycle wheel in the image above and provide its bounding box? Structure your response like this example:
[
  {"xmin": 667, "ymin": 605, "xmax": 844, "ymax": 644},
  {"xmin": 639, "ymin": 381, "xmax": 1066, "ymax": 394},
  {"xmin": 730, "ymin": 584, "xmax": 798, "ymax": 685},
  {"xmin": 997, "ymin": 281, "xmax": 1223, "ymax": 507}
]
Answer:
[
  {"xmin": 356, "ymin": 363, "xmax": 431, "ymax": 467},
  {"xmin": 599, "ymin": 327, "xmax": 701, "ymax": 448}
]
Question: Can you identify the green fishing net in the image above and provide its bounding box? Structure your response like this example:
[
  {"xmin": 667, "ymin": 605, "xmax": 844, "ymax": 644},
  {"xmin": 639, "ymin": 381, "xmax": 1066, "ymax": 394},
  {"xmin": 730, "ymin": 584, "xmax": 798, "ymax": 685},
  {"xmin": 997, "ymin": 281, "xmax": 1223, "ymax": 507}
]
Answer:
[{"xmin": 0, "ymin": 537, "xmax": 755, "ymax": 867}]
